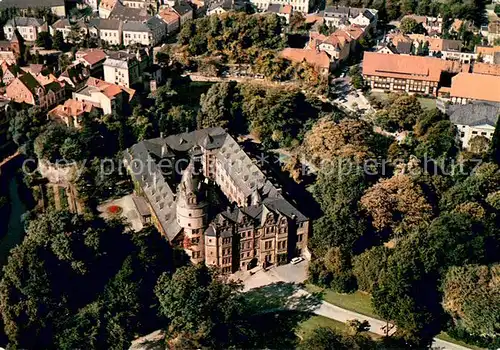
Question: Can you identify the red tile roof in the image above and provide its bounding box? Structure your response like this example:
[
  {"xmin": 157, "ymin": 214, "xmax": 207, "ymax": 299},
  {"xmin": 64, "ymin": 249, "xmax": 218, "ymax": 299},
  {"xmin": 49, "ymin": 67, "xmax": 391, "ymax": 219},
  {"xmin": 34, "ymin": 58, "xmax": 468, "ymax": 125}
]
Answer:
[
  {"xmin": 362, "ymin": 52, "xmax": 450, "ymax": 82},
  {"xmin": 473, "ymin": 62, "xmax": 500, "ymax": 76},
  {"xmin": 158, "ymin": 8, "xmax": 180, "ymax": 25},
  {"xmin": 451, "ymin": 73, "xmax": 500, "ymax": 103},
  {"xmin": 280, "ymin": 48, "xmax": 330, "ymax": 71},
  {"xmin": 82, "ymin": 50, "xmax": 107, "ymax": 65}
]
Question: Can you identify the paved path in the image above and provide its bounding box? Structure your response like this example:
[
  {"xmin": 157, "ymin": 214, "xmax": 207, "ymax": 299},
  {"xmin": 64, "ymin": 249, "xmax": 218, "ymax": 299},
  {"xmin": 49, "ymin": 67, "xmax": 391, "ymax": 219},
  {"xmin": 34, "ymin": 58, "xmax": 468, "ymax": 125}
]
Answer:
[{"xmin": 240, "ymin": 262, "xmax": 471, "ymax": 350}]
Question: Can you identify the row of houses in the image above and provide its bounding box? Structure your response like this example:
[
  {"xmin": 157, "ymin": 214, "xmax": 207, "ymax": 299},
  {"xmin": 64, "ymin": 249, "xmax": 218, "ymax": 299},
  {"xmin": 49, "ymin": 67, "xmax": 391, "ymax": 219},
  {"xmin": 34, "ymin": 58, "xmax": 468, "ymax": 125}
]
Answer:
[
  {"xmin": 280, "ymin": 22, "xmax": 371, "ymax": 75},
  {"xmin": 362, "ymin": 52, "xmax": 500, "ymax": 103}
]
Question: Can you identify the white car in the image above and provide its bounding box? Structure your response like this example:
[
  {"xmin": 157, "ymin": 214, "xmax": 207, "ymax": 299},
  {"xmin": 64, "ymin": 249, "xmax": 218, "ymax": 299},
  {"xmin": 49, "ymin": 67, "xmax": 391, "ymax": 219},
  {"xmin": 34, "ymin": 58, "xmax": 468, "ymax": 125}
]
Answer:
[{"xmin": 291, "ymin": 257, "xmax": 304, "ymax": 265}]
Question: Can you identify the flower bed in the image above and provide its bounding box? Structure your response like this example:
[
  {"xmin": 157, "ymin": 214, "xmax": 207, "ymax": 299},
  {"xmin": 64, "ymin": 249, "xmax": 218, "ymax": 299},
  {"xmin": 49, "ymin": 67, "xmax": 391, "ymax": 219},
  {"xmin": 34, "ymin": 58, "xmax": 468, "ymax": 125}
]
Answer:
[{"xmin": 107, "ymin": 205, "xmax": 123, "ymax": 216}]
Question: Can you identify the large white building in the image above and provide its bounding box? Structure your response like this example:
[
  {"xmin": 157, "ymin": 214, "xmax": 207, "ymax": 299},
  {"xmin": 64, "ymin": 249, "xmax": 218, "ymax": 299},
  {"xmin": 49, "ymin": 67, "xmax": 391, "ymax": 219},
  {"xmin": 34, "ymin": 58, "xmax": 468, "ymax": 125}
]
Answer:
[
  {"xmin": 448, "ymin": 103, "xmax": 500, "ymax": 149},
  {"xmin": 251, "ymin": 0, "xmax": 310, "ymax": 14},
  {"xmin": 122, "ymin": 17, "xmax": 166, "ymax": 46},
  {"xmin": 103, "ymin": 51, "xmax": 141, "ymax": 88},
  {"xmin": 3, "ymin": 17, "xmax": 47, "ymax": 42}
]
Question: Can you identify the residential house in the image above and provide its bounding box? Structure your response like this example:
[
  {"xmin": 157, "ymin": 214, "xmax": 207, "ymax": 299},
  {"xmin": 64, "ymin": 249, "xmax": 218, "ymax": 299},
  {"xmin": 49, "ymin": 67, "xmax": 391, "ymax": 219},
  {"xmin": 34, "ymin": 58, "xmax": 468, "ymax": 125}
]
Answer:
[
  {"xmin": 280, "ymin": 48, "xmax": 330, "ymax": 75},
  {"xmin": 402, "ymin": 14, "xmax": 443, "ymax": 34},
  {"xmin": 157, "ymin": 8, "xmax": 181, "ymax": 34},
  {"xmin": 0, "ymin": 61, "xmax": 21, "ymax": 85},
  {"xmin": 362, "ymin": 52, "xmax": 461, "ymax": 95},
  {"xmin": 99, "ymin": 0, "xmax": 118, "ymax": 18},
  {"xmin": 450, "ymin": 72, "xmax": 500, "ymax": 104},
  {"xmin": 0, "ymin": 0, "xmax": 66, "ymax": 17},
  {"xmin": 0, "ymin": 42, "xmax": 17, "ymax": 65},
  {"xmin": 74, "ymin": 49, "xmax": 107, "ymax": 78},
  {"xmin": 123, "ymin": 127, "xmax": 310, "ymax": 273},
  {"xmin": 97, "ymin": 19, "xmax": 123, "ymax": 46},
  {"xmin": 324, "ymin": 6, "xmax": 377, "ymax": 29},
  {"xmin": 376, "ymin": 44, "xmax": 399, "ymax": 54},
  {"xmin": 349, "ymin": 8, "xmax": 377, "ymax": 30},
  {"xmin": 123, "ymin": 0, "xmax": 157, "ymax": 9},
  {"xmin": 3, "ymin": 17, "xmax": 47, "ymax": 42},
  {"xmin": 472, "ymin": 62, "xmax": 500, "ymax": 76},
  {"xmin": 308, "ymin": 31, "xmax": 350, "ymax": 63},
  {"xmin": 58, "ymin": 63, "xmax": 90, "ymax": 92},
  {"xmin": 475, "ymin": 45, "xmax": 500, "ymax": 64},
  {"xmin": 109, "ymin": 3, "xmax": 151, "ymax": 21},
  {"xmin": 122, "ymin": 17, "xmax": 166, "ymax": 46},
  {"xmin": 103, "ymin": 50, "xmax": 142, "ymax": 88},
  {"xmin": 389, "ymin": 33, "xmax": 413, "ymax": 55},
  {"xmin": 428, "ymin": 38, "xmax": 476, "ymax": 63},
  {"xmin": 207, "ymin": 0, "xmax": 233, "ymax": 16},
  {"xmin": 265, "ymin": 4, "xmax": 292, "ymax": 24},
  {"xmin": 173, "ymin": 1, "xmax": 194, "ymax": 25},
  {"xmin": 48, "ymin": 99, "xmax": 97, "ymax": 128},
  {"xmin": 50, "ymin": 19, "xmax": 89, "ymax": 42},
  {"xmin": 6, "ymin": 72, "xmax": 64, "ymax": 110},
  {"xmin": 73, "ymin": 77, "xmax": 135, "ymax": 114},
  {"xmin": 251, "ymin": 0, "xmax": 309, "ymax": 13},
  {"xmin": 484, "ymin": 20, "xmax": 500, "ymax": 45},
  {"xmin": 448, "ymin": 103, "xmax": 500, "ymax": 149}
]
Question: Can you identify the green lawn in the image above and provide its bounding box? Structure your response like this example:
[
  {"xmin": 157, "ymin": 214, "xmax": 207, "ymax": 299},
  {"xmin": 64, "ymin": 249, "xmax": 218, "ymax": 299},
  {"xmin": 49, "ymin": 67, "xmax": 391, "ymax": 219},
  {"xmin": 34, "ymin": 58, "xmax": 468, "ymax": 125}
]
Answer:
[
  {"xmin": 305, "ymin": 284, "xmax": 378, "ymax": 319},
  {"xmin": 417, "ymin": 97, "xmax": 437, "ymax": 111},
  {"xmin": 436, "ymin": 332, "xmax": 484, "ymax": 350},
  {"xmin": 296, "ymin": 315, "xmax": 348, "ymax": 339}
]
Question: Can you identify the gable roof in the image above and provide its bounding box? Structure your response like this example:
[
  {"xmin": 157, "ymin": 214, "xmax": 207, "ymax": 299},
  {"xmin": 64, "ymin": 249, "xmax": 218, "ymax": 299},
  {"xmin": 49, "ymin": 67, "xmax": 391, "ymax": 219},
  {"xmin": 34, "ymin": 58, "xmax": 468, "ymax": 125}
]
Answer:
[
  {"xmin": 450, "ymin": 73, "xmax": 500, "ymax": 103},
  {"xmin": 0, "ymin": 0, "xmax": 64, "ymax": 8},
  {"xmin": 280, "ymin": 48, "xmax": 330, "ymax": 70},
  {"xmin": 158, "ymin": 8, "xmax": 180, "ymax": 24},
  {"xmin": 6, "ymin": 17, "xmax": 45, "ymax": 27},
  {"xmin": 448, "ymin": 102, "xmax": 500, "ymax": 127},
  {"xmin": 473, "ymin": 62, "xmax": 500, "ymax": 76},
  {"xmin": 362, "ymin": 51, "xmax": 449, "ymax": 82},
  {"xmin": 81, "ymin": 49, "xmax": 107, "ymax": 65}
]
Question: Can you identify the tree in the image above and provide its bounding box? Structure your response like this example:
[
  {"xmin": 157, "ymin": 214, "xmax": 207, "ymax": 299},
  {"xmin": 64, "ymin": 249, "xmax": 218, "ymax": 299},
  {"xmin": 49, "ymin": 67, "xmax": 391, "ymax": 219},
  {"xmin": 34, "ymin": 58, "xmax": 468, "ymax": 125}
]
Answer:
[
  {"xmin": 442, "ymin": 264, "xmax": 500, "ymax": 337},
  {"xmin": 488, "ymin": 114, "xmax": 500, "ymax": 165},
  {"xmin": 468, "ymin": 135, "xmax": 489, "ymax": 155},
  {"xmin": 297, "ymin": 327, "xmax": 378, "ymax": 350},
  {"xmin": 400, "ymin": 17, "xmax": 419, "ymax": 34},
  {"xmin": 352, "ymin": 246, "xmax": 390, "ymax": 293},
  {"xmin": 303, "ymin": 117, "xmax": 375, "ymax": 165},
  {"xmin": 375, "ymin": 94, "xmax": 423, "ymax": 131},
  {"xmin": 154, "ymin": 264, "xmax": 246, "ymax": 347},
  {"xmin": 53, "ymin": 30, "xmax": 65, "ymax": 51},
  {"xmin": 35, "ymin": 31, "xmax": 52, "ymax": 49},
  {"xmin": 360, "ymin": 173, "xmax": 435, "ymax": 238},
  {"xmin": 8, "ymin": 107, "xmax": 45, "ymax": 154},
  {"xmin": 197, "ymin": 82, "xmax": 238, "ymax": 129}
]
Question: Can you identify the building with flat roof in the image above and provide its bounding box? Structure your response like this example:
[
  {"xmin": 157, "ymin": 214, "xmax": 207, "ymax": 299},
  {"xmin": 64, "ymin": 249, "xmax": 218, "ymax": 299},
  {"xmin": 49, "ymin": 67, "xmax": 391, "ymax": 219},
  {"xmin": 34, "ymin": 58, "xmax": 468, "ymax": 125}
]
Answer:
[{"xmin": 123, "ymin": 127, "xmax": 310, "ymax": 273}]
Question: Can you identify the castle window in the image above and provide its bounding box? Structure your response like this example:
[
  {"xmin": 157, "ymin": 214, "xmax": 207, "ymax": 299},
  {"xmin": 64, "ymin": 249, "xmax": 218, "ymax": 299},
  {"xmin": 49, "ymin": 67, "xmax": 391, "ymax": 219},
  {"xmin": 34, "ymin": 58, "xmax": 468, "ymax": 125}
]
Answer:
[
  {"xmin": 188, "ymin": 223, "xmax": 191, "ymax": 227},
  {"xmin": 189, "ymin": 213, "xmax": 192, "ymax": 217},
  {"xmin": 297, "ymin": 234, "xmax": 303, "ymax": 242}
]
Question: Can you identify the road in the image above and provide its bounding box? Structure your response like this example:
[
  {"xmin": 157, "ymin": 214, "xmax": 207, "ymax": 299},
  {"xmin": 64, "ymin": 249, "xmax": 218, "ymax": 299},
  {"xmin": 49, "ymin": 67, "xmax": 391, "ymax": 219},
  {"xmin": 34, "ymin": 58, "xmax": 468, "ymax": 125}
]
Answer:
[{"xmin": 239, "ymin": 262, "xmax": 471, "ymax": 350}]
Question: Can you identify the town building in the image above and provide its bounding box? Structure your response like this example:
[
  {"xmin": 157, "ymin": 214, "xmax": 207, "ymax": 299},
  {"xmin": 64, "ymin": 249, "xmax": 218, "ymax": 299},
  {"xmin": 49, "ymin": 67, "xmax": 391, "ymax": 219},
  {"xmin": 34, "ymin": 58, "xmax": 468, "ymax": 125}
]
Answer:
[
  {"xmin": 448, "ymin": 103, "xmax": 500, "ymax": 149},
  {"xmin": 0, "ymin": 0, "xmax": 66, "ymax": 17},
  {"xmin": 207, "ymin": 0, "xmax": 234, "ymax": 16},
  {"xmin": 6, "ymin": 72, "xmax": 64, "ymax": 110},
  {"xmin": 389, "ymin": 33, "xmax": 413, "ymax": 54},
  {"xmin": 0, "ymin": 42, "xmax": 17, "ymax": 64},
  {"xmin": 307, "ymin": 31, "xmax": 350, "ymax": 62},
  {"xmin": 122, "ymin": 17, "xmax": 166, "ymax": 46},
  {"xmin": 109, "ymin": 3, "xmax": 151, "ymax": 21},
  {"xmin": 123, "ymin": 127, "xmax": 310, "ymax": 273},
  {"xmin": 74, "ymin": 49, "xmax": 108, "ymax": 78},
  {"xmin": 472, "ymin": 62, "xmax": 500, "ymax": 76},
  {"xmin": 48, "ymin": 99, "xmax": 97, "ymax": 128},
  {"xmin": 157, "ymin": 8, "xmax": 181, "ymax": 34},
  {"xmin": 103, "ymin": 50, "xmax": 143, "ymax": 88},
  {"xmin": 251, "ymin": 0, "xmax": 309, "ymax": 13},
  {"xmin": 0, "ymin": 61, "xmax": 21, "ymax": 85},
  {"xmin": 123, "ymin": 0, "xmax": 158, "ymax": 9},
  {"xmin": 402, "ymin": 14, "xmax": 443, "ymax": 34},
  {"xmin": 323, "ymin": 6, "xmax": 377, "ymax": 30},
  {"xmin": 96, "ymin": 19, "xmax": 123, "ymax": 46},
  {"xmin": 99, "ymin": 0, "xmax": 118, "ymax": 18},
  {"xmin": 3, "ymin": 17, "xmax": 47, "ymax": 42},
  {"xmin": 482, "ymin": 20, "xmax": 500, "ymax": 45},
  {"xmin": 280, "ymin": 48, "xmax": 330, "ymax": 75},
  {"xmin": 58, "ymin": 63, "xmax": 91, "ymax": 92},
  {"xmin": 362, "ymin": 52, "xmax": 461, "ymax": 95},
  {"xmin": 450, "ymin": 73, "xmax": 500, "ymax": 104},
  {"xmin": 265, "ymin": 4, "xmax": 292, "ymax": 23},
  {"xmin": 475, "ymin": 46, "xmax": 500, "ymax": 64},
  {"xmin": 172, "ymin": 1, "xmax": 194, "ymax": 25},
  {"xmin": 73, "ymin": 77, "xmax": 135, "ymax": 114},
  {"xmin": 50, "ymin": 19, "xmax": 89, "ymax": 42}
]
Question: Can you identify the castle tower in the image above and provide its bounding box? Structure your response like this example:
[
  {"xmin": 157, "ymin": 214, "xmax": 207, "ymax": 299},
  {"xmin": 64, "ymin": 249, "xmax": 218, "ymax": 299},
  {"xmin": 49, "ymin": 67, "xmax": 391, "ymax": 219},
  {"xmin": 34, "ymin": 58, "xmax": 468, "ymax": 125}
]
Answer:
[{"xmin": 176, "ymin": 161, "xmax": 207, "ymax": 264}]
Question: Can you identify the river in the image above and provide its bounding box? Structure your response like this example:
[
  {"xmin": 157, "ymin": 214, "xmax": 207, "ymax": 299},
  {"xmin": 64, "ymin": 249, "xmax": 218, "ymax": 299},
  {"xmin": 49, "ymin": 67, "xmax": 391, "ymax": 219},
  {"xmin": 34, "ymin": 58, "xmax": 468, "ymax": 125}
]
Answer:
[{"xmin": 0, "ymin": 166, "xmax": 28, "ymax": 267}]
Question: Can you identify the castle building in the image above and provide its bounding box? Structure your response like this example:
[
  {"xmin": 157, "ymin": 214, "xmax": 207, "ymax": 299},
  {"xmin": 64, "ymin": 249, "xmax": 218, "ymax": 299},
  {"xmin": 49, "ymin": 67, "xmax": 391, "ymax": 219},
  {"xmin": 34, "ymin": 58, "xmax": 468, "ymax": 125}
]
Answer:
[{"xmin": 123, "ymin": 127, "xmax": 310, "ymax": 273}]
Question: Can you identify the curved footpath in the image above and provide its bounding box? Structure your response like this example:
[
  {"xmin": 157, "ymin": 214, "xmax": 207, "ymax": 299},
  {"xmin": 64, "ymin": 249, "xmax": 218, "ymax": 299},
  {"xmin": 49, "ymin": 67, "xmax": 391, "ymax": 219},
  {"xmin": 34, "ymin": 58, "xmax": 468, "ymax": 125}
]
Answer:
[{"xmin": 240, "ymin": 262, "xmax": 471, "ymax": 350}]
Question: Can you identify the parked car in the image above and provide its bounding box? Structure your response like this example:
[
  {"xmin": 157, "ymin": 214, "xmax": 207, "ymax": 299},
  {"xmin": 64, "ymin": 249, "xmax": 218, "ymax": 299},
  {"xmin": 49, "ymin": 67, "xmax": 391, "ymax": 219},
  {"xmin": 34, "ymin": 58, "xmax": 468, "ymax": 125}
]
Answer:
[{"xmin": 291, "ymin": 257, "xmax": 304, "ymax": 265}]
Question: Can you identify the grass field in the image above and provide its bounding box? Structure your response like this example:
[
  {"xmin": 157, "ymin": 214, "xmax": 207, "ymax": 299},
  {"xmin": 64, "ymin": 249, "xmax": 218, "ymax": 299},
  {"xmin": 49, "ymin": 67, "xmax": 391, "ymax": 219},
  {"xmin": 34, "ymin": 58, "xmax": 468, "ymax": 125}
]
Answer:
[
  {"xmin": 436, "ymin": 332, "xmax": 484, "ymax": 350},
  {"xmin": 418, "ymin": 97, "xmax": 437, "ymax": 110},
  {"xmin": 305, "ymin": 284, "xmax": 378, "ymax": 319}
]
